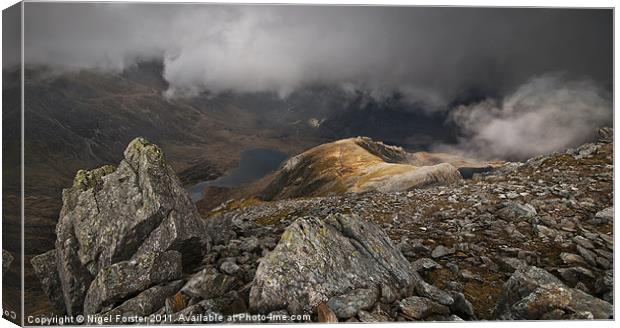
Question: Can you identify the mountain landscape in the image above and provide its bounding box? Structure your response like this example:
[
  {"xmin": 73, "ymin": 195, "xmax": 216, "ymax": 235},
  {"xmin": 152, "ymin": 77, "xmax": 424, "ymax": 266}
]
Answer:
[
  {"xmin": 1, "ymin": 3, "xmax": 614, "ymax": 325},
  {"xmin": 26, "ymin": 128, "xmax": 613, "ymax": 322},
  {"xmin": 0, "ymin": 61, "xmax": 613, "ymax": 323}
]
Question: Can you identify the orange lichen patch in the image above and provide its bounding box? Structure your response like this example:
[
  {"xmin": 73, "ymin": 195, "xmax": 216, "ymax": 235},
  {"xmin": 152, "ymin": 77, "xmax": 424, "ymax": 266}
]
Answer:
[
  {"xmin": 317, "ymin": 302, "xmax": 338, "ymax": 323},
  {"xmin": 167, "ymin": 292, "xmax": 188, "ymax": 313}
]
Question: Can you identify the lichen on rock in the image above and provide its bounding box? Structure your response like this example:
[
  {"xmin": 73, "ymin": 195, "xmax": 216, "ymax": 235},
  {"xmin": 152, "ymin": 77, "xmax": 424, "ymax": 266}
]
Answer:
[{"xmin": 249, "ymin": 213, "xmax": 419, "ymax": 315}]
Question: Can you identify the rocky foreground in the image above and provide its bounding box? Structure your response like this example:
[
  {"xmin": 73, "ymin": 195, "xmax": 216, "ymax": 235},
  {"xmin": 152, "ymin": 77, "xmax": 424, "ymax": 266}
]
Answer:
[{"xmin": 31, "ymin": 131, "xmax": 614, "ymax": 323}]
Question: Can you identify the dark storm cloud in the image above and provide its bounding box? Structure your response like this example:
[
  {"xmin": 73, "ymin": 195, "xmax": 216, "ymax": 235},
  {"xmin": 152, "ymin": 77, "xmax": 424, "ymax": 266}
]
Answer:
[
  {"xmin": 22, "ymin": 3, "xmax": 612, "ymax": 103},
  {"xmin": 20, "ymin": 3, "xmax": 613, "ymax": 159}
]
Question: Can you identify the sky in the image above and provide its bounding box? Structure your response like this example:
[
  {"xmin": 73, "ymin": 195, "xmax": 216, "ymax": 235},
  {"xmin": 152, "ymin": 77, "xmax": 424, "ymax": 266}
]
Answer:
[{"xmin": 14, "ymin": 3, "xmax": 616, "ymax": 159}]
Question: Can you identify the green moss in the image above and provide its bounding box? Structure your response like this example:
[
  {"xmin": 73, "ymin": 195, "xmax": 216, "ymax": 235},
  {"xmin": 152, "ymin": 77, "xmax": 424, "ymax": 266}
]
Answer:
[
  {"xmin": 72, "ymin": 165, "xmax": 116, "ymax": 190},
  {"xmin": 125, "ymin": 137, "xmax": 166, "ymax": 164},
  {"xmin": 256, "ymin": 210, "xmax": 292, "ymax": 225}
]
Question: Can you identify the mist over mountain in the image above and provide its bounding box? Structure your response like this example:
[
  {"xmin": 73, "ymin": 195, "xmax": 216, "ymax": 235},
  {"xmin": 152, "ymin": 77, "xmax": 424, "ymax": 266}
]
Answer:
[
  {"xmin": 21, "ymin": 4, "xmax": 611, "ymax": 100},
  {"xmin": 16, "ymin": 3, "xmax": 612, "ymax": 161}
]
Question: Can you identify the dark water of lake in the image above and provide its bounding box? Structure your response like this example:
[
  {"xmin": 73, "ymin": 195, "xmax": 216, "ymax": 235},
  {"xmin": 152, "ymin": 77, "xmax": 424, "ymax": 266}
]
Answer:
[
  {"xmin": 457, "ymin": 166, "xmax": 494, "ymax": 179},
  {"xmin": 188, "ymin": 148, "xmax": 288, "ymax": 202}
]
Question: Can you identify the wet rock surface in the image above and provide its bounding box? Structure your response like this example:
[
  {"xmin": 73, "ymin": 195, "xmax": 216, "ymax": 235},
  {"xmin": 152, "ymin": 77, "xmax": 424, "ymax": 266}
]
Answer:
[{"xmin": 32, "ymin": 134, "xmax": 614, "ymax": 322}]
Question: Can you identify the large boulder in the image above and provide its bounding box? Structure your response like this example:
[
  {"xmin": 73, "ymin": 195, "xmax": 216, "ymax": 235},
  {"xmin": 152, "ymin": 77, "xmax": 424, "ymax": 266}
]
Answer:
[
  {"xmin": 249, "ymin": 213, "xmax": 419, "ymax": 315},
  {"xmin": 37, "ymin": 137, "xmax": 209, "ymax": 315},
  {"xmin": 101, "ymin": 280, "xmax": 184, "ymax": 319},
  {"xmin": 494, "ymin": 265, "xmax": 613, "ymax": 320}
]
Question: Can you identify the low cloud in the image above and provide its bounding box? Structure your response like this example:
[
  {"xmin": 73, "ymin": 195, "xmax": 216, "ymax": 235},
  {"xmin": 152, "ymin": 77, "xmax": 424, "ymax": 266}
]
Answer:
[
  {"xmin": 436, "ymin": 73, "xmax": 612, "ymax": 160},
  {"xmin": 21, "ymin": 4, "xmax": 612, "ymax": 108}
]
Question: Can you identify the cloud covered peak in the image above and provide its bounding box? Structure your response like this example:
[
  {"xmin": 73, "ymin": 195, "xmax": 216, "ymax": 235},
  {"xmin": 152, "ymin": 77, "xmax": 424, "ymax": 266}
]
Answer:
[{"xmin": 22, "ymin": 3, "xmax": 612, "ymax": 107}]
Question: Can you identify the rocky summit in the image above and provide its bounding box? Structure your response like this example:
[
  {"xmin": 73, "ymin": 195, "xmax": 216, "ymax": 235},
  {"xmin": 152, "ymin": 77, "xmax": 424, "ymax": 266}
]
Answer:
[
  {"xmin": 32, "ymin": 131, "xmax": 613, "ymax": 322},
  {"xmin": 32, "ymin": 138, "xmax": 209, "ymax": 316}
]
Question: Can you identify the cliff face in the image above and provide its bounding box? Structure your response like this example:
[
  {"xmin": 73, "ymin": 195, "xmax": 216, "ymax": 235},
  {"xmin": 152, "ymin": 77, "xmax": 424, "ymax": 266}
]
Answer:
[{"xmin": 260, "ymin": 137, "xmax": 493, "ymax": 200}]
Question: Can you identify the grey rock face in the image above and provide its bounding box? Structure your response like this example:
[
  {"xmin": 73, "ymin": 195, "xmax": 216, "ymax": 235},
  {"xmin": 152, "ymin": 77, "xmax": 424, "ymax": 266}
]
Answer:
[
  {"xmin": 30, "ymin": 250, "xmax": 67, "ymax": 313},
  {"xmin": 83, "ymin": 250, "xmax": 182, "ymax": 314},
  {"xmin": 411, "ymin": 258, "xmax": 442, "ymax": 272},
  {"xmin": 249, "ymin": 213, "xmax": 419, "ymax": 315},
  {"xmin": 559, "ymin": 252, "xmax": 587, "ymax": 266},
  {"xmin": 498, "ymin": 202, "xmax": 537, "ymax": 220},
  {"xmin": 557, "ymin": 267, "xmax": 595, "ymax": 285},
  {"xmin": 494, "ymin": 265, "xmax": 613, "ymax": 320},
  {"xmin": 181, "ymin": 267, "xmax": 241, "ymax": 300},
  {"xmin": 326, "ymin": 288, "xmax": 379, "ymax": 319},
  {"xmin": 594, "ymin": 270, "xmax": 613, "ymax": 303},
  {"xmin": 102, "ymin": 280, "xmax": 184, "ymax": 318},
  {"xmin": 431, "ymin": 245, "xmax": 454, "ymax": 259},
  {"xmin": 2, "ymin": 249, "xmax": 13, "ymax": 275},
  {"xmin": 398, "ymin": 296, "xmax": 450, "ymax": 320},
  {"xmin": 33, "ymin": 138, "xmax": 209, "ymax": 315},
  {"xmin": 412, "ymin": 273, "xmax": 454, "ymax": 306},
  {"xmin": 449, "ymin": 292, "xmax": 475, "ymax": 319},
  {"xmin": 594, "ymin": 207, "xmax": 613, "ymax": 223}
]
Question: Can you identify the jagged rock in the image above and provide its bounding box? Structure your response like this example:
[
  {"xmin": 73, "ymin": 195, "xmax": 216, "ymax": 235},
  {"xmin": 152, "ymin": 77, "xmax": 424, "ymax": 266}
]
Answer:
[
  {"xmin": 494, "ymin": 265, "xmax": 613, "ymax": 320},
  {"xmin": 411, "ymin": 258, "xmax": 442, "ymax": 272},
  {"xmin": 497, "ymin": 202, "xmax": 537, "ymax": 220},
  {"xmin": 2, "ymin": 249, "xmax": 13, "ymax": 275},
  {"xmin": 412, "ymin": 273, "xmax": 454, "ymax": 306},
  {"xmin": 431, "ymin": 245, "xmax": 454, "ymax": 258},
  {"xmin": 326, "ymin": 287, "xmax": 379, "ymax": 319},
  {"xmin": 102, "ymin": 280, "xmax": 184, "ymax": 318},
  {"xmin": 83, "ymin": 250, "xmax": 182, "ymax": 314},
  {"xmin": 495, "ymin": 257, "xmax": 527, "ymax": 273},
  {"xmin": 249, "ymin": 213, "xmax": 419, "ymax": 315},
  {"xmin": 39, "ymin": 138, "xmax": 209, "ymax": 315},
  {"xmin": 559, "ymin": 252, "xmax": 587, "ymax": 266},
  {"xmin": 557, "ymin": 267, "xmax": 595, "ymax": 285},
  {"xmin": 576, "ymin": 246, "xmax": 597, "ymax": 266},
  {"xmin": 357, "ymin": 309, "xmax": 391, "ymax": 322},
  {"xmin": 594, "ymin": 270, "xmax": 613, "ymax": 303},
  {"xmin": 573, "ymin": 236, "xmax": 595, "ymax": 249},
  {"xmin": 398, "ymin": 296, "xmax": 450, "ymax": 320},
  {"xmin": 449, "ymin": 292, "xmax": 475, "ymax": 319},
  {"xmin": 598, "ymin": 127, "xmax": 613, "ymax": 143},
  {"xmin": 30, "ymin": 250, "xmax": 67, "ymax": 313},
  {"xmin": 181, "ymin": 267, "xmax": 240, "ymax": 300},
  {"xmin": 594, "ymin": 207, "xmax": 613, "ymax": 223},
  {"xmin": 220, "ymin": 261, "xmax": 241, "ymax": 276}
]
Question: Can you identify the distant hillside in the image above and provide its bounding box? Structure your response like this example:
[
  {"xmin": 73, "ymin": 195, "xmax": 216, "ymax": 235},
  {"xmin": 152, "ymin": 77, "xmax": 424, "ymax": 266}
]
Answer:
[{"xmin": 260, "ymin": 137, "xmax": 498, "ymax": 200}]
